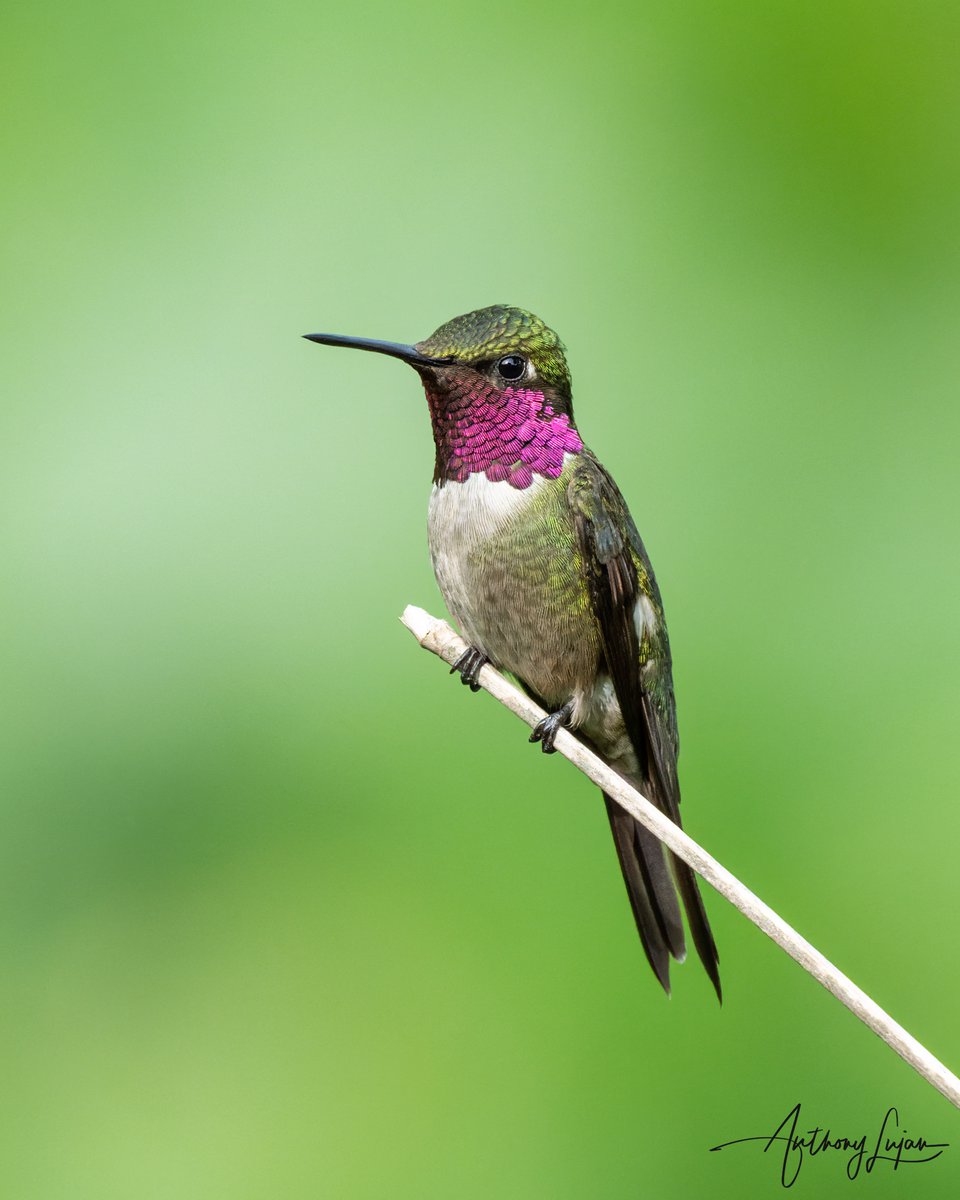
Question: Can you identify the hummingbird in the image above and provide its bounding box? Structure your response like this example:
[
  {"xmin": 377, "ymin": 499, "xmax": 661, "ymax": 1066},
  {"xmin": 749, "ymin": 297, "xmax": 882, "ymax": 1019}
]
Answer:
[{"xmin": 305, "ymin": 305, "xmax": 720, "ymax": 999}]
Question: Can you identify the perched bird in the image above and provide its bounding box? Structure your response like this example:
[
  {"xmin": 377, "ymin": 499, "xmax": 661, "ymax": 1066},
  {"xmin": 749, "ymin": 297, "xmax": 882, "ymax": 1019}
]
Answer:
[{"xmin": 305, "ymin": 306, "xmax": 720, "ymax": 999}]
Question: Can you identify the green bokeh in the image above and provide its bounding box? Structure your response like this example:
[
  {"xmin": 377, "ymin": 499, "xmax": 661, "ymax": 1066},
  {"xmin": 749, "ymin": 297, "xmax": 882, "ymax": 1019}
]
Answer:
[{"xmin": 3, "ymin": 1, "xmax": 959, "ymax": 1196}]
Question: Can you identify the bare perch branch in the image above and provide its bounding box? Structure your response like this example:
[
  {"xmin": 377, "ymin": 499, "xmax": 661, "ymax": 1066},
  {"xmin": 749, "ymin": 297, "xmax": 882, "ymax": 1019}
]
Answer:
[{"xmin": 400, "ymin": 604, "xmax": 960, "ymax": 1109}]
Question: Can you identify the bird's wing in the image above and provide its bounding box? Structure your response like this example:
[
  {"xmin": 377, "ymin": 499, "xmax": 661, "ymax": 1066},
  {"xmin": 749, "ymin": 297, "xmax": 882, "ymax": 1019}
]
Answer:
[{"xmin": 568, "ymin": 451, "xmax": 721, "ymax": 1000}]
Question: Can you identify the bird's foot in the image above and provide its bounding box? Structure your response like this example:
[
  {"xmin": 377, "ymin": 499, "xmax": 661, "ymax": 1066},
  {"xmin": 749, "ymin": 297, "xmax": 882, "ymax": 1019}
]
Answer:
[
  {"xmin": 529, "ymin": 701, "xmax": 574, "ymax": 754},
  {"xmin": 450, "ymin": 646, "xmax": 489, "ymax": 692}
]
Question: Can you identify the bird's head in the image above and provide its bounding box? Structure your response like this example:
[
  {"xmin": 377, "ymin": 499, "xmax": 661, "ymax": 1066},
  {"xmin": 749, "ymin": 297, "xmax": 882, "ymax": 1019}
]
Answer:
[
  {"xmin": 305, "ymin": 306, "xmax": 580, "ymax": 486},
  {"xmin": 305, "ymin": 304, "xmax": 574, "ymax": 419}
]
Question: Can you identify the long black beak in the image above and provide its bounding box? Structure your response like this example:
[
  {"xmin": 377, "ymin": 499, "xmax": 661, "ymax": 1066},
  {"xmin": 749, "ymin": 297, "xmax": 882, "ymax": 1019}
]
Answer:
[{"xmin": 302, "ymin": 332, "xmax": 450, "ymax": 368}]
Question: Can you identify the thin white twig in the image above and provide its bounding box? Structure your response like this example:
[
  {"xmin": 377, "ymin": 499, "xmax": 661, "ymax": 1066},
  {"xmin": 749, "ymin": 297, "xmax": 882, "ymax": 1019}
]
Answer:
[{"xmin": 400, "ymin": 604, "xmax": 960, "ymax": 1110}]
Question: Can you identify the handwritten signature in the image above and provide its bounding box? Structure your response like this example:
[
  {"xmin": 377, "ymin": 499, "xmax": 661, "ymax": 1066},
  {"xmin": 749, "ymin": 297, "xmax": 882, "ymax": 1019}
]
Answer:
[{"xmin": 710, "ymin": 1102, "xmax": 948, "ymax": 1187}]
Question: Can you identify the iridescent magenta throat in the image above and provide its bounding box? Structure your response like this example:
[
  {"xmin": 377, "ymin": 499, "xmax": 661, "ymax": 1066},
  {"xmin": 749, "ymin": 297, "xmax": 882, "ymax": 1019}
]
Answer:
[{"xmin": 428, "ymin": 382, "xmax": 583, "ymax": 489}]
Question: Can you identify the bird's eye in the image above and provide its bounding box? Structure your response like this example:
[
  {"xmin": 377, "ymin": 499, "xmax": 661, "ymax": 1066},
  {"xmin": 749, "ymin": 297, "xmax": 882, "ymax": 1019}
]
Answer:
[{"xmin": 496, "ymin": 354, "xmax": 527, "ymax": 382}]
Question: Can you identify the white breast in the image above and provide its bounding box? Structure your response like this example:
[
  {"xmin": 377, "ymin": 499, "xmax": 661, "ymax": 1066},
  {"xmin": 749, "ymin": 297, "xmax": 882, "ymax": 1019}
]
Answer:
[{"xmin": 427, "ymin": 472, "xmax": 546, "ymax": 646}]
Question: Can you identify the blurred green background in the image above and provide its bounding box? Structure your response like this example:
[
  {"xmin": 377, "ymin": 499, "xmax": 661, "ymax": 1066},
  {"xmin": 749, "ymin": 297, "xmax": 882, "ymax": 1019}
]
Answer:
[{"xmin": 2, "ymin": 1, "xmax": 959, "ymax": 1196}]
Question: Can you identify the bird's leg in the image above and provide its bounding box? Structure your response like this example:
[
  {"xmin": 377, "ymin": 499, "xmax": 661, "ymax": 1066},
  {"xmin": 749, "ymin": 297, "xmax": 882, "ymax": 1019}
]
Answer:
[
  {"xmin": 450, "ymin": 646, "xmax": 489, "ymax": 692},
  {"xmin": 529, "ymin": 700, "xmax": 575, "ymax": 754}
]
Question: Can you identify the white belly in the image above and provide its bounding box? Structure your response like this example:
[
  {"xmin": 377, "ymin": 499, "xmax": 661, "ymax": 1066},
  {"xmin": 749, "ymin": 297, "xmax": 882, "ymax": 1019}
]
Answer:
[{"xmin": 426, "ymin": 467, "xmax": 662, "ymax": 759}]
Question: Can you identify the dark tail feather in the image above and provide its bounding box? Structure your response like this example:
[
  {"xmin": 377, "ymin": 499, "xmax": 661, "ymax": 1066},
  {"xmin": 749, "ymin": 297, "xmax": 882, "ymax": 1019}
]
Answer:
[
  {"xmin": 603, "ymin": 793, "xmax": 685, "ymax": 994},
  {"xmin": 672, "ymin": 853, "xmax": 722, "ymax": 1003},
  {"xmin": 604, "ymin": 793, "xmax": 722, "ymax": 1003}
]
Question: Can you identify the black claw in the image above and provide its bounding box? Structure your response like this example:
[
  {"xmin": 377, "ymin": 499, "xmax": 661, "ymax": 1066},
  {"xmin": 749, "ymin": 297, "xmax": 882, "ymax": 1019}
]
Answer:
[
  {"xmin": 450, "ymin": 647, "xmax": 489, "ymax": 691},
  {"xmin": 529, "ymin": 702, "xmax": 574, "ymax": 754}
]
